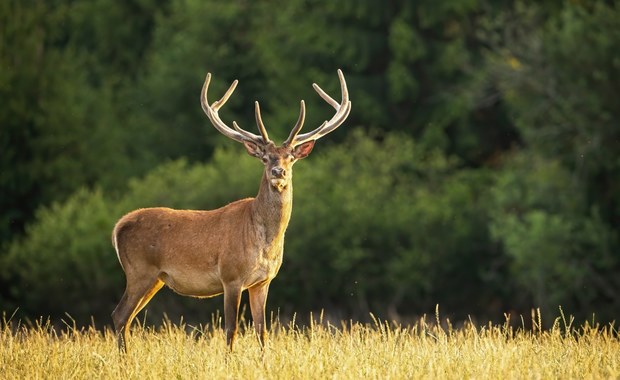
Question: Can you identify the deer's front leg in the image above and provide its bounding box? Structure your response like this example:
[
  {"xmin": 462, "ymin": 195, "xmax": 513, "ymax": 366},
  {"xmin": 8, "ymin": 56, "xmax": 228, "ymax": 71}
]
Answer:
[
  {"xmin": 249, "ymin": 282, "xmax": 270, "ymax": 348},
  {"xmin": 223, "ymin": 284, "xmax": 242, "ymax": 351}
]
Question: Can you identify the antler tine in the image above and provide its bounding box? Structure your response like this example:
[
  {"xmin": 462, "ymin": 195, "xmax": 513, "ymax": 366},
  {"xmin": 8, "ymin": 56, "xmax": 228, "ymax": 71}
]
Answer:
[
  {"xmin": 232, "ymin": 121, "xmax": 262, "ymax": 141},
  {"xmin": 290, "ymin": 69, "xmax": 351, "ymax": 145},
  {"xmin": 254, "ymin": 102, "xmax": 271, "ymax": 143},
  {"xmin": 312, "ymin": 83, "xmax": 339, "ymax": 109},
  {"xmin": 201, "ymin": 73, "xmax": 264, "ymax": 144},
  {"xmin": 283, "ymin": 100, "xmax": 306, "ymax": 146},
  {"xmin": 212, "ymin": 78, "xmax": 238, "ymax": 111},
  {"xmin": 308, "ymin": 100, "xmax": 352, "ymax": 139}
]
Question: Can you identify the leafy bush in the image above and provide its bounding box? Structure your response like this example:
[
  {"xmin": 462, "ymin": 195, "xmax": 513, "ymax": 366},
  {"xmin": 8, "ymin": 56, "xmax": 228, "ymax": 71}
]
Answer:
[
  {"xmin": 490, "ymin": 152, "xmax": 619, "ymax": 320},
  {"xmin": 1, "ymin": 189, "xmax": 121, "ymax": 321},
  {"xmin": 280, "ymin": 130, "xmax": 499, "ymax": 320},
  {"xmin": 0, "ymin": 149, "xmax": 259, "ymax": 325},
  {"xmin": 1, "ymin": 130, "xmax": 502, "ymax": 325}
]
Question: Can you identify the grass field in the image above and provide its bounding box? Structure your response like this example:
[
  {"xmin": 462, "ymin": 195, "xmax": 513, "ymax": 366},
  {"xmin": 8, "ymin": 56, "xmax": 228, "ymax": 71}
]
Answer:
[{"xmin": 2, "ymin": 309, "xmax": 619, "ymax": 379}]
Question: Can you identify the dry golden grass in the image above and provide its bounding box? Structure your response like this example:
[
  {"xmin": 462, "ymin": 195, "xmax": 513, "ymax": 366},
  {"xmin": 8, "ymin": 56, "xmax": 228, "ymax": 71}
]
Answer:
[{"xmin": 1, "ymin": 309, "xmax": 619, "ymax": 379}]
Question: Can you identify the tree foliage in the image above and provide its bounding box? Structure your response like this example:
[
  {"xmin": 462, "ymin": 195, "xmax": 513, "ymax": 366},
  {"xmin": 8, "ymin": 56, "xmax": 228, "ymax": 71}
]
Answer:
[
  {"xmin": 482, "ymin": 1, "xmax": 620, "ymax": 320},
  {"xmin": 2, "ymin": 132, "xmax": 505, "ymax": 325},
  {"xmin": 1, "ymin": 0, "xmax": 618, "ymax": 325}
]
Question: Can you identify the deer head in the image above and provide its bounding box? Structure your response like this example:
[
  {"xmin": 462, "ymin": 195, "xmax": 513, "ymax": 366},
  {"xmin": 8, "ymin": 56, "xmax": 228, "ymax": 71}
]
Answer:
[{"xmin": 200, "ymin": 70, "xmax": 351, "ymax": 192}]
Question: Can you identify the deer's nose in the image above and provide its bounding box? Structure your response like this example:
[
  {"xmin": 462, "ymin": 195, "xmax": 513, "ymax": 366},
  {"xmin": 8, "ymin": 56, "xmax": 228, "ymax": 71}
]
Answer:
[{"xmin": 271, "ymin": 167, "xmax": 286, "ymax": 178}]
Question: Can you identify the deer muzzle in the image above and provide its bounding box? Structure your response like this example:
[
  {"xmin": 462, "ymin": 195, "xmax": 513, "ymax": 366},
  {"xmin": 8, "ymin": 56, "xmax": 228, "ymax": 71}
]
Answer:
[
  {"xmin": 271, "ymin": 167, "xmax": 286, "ymax": 179},
  {"xmin": 269, "ymin": 167, "xmax": 288, "ymax": 191}
]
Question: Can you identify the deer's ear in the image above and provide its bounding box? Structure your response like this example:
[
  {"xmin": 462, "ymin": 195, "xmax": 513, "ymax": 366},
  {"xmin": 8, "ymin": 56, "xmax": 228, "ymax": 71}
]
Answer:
[
  {"xmin": 292, "ymin": 140, "xmax": 315, "ymax": 159},
  {"xmin": 243, "ymin": 141, "xmax": 263, "ymax": 158}
]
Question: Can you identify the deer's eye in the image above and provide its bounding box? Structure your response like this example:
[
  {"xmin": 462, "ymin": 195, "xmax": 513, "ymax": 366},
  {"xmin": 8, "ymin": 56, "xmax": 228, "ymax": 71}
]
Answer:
[{"xmin": 261, "ymin": 156, "xmax": 268, "ymax": 163}]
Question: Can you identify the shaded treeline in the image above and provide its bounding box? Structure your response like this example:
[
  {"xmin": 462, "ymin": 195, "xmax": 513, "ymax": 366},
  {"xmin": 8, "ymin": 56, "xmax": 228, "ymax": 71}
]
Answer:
[{"xmin": 1, "ymin": 0, "xmax": 618, "ymax": 327}]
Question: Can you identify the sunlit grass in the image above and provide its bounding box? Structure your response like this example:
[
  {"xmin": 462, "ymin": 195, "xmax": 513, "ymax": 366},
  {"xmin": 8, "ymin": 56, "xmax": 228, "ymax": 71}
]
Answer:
[{"xmin": 1, "ymin": 309, "xmax": 619, "ymax": 379}]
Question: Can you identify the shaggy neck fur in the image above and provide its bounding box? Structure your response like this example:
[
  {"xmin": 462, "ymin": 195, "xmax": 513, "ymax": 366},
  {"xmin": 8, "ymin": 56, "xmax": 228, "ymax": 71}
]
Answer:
[{"xmin": 251, "ymin": 171, "xmax": 293, "ymax": 246}]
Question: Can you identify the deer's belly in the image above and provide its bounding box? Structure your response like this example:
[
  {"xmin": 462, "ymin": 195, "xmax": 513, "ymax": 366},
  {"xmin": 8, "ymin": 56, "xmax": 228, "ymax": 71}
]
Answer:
[{"xmin": 159, "ymin": 270, "xmax": 223, "ymax": 298}]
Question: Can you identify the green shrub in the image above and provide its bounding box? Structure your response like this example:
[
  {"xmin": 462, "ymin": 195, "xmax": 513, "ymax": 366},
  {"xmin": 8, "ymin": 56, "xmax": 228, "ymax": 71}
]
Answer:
[
  {"xmin": 1, "ymin": 189, "xmax": 121, "ymax": 321},
  {"xmin": 490, "ymin": 152, "xmax": 618, "ymax": 320},
  {"xmin": 0, "ymin": 149, "xmax": 259, "ymax": 325},
  {"xmin": 2, "ymin": 130, "xmax": 502, "ymax": 325},
  {"xmin": 278, "ymin": 130, "xmax": 498, "ymax": 320}
]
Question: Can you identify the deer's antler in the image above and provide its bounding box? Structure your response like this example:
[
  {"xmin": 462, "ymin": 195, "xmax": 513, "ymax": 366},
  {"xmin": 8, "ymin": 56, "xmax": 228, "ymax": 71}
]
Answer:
[
  {"xmin": 284, "ymin": 69, "xmax": 351, "ymax": 147},
  {"xmin": 201, "ymin": 73, "xmax": 271, "ymax": 144}
]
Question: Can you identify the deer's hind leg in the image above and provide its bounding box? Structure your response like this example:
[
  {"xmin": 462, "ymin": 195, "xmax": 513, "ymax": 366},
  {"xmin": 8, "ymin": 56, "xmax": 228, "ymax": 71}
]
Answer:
[{"xmin": 112, "ymin": 274, "xmax": 164, "ymax": 353}]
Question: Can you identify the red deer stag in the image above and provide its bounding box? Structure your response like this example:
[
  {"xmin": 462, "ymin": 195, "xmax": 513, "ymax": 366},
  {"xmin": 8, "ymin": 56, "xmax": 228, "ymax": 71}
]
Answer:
[{"xmin": 111, "ymin": 70, "xmax": 351, "ymax": 352}]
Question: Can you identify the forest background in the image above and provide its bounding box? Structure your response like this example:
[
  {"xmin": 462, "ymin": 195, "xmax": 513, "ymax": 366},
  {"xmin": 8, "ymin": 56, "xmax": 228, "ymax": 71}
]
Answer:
[{"xmin": 1, "ymin": 0, "xmax": 618, "ymax": 328}]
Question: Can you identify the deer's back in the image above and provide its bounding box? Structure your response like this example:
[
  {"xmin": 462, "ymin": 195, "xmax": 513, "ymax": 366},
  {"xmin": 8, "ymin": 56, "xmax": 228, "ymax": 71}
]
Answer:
[{"xmin": 112, "ymin": 201, "xmax": 254, "ymax": 271}]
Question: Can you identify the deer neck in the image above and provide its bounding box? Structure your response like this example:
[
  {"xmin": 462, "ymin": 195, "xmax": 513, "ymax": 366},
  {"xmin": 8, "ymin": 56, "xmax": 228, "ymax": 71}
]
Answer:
[{"xmin": 251, "ymin": 171, "xmax": 293, "ymax": 246}]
